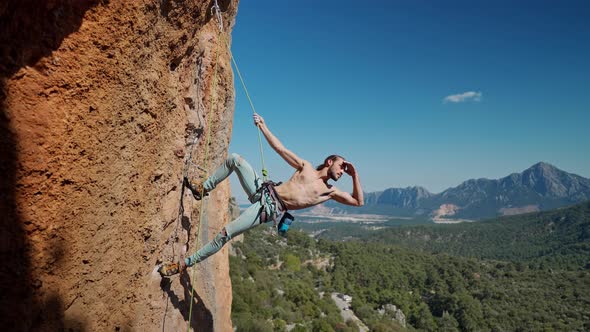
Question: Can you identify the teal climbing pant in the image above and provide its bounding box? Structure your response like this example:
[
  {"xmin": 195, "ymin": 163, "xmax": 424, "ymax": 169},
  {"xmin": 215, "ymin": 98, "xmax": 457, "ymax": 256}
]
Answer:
[{"xmin": 185, "ymin": 153, "xmax": 278, "ymax": 267}]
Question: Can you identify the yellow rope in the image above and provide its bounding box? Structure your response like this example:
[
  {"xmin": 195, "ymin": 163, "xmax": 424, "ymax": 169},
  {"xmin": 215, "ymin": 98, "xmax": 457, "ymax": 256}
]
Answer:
[
  {"xmin": 185, "ymin": 4, "xmax": 269, "ymax": 328},
  {"xmin": 186, "ymin": 26, "xmax": 222, "ymax": 332},
  {"xmin": 222, "ymin": 33, "xmax": 269, "ymax": 181}
]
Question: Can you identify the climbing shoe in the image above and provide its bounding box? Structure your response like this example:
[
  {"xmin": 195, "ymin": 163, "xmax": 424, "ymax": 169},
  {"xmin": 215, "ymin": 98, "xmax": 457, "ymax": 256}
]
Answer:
[
  {"xmin": 158, "ymin": 261, "xmax": 185, "ymax": 277},
  {"xmin": 183, "ymin": 177, "xmax": 208, "ymax": 200}
]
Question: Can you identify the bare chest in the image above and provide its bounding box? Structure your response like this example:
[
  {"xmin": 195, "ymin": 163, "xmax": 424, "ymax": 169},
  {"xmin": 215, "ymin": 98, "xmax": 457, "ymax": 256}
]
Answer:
[{"xmin": 277, "ymin": 173, "xmax": 333, "ymax": 209}]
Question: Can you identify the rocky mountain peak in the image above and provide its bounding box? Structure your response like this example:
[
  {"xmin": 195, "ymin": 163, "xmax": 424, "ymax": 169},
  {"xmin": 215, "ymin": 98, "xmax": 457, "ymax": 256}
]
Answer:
[
  {"xmin": 327, "ymin": 162, "xmax": 590, "ymax": 220},
  {"xmin": 527, "ymin": 161, "xmax": 559, "ymax": 175},
  {"xmin": 409, "ymin": 186, "xmax": 433, "ymax": 198},
  {"xmin": 521, "ymin": 162, "xmax": 579, "ymax": 197}
]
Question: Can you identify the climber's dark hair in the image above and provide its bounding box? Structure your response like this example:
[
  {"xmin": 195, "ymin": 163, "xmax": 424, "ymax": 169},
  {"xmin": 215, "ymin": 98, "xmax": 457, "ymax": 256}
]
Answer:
[{"xmin": 316, "ymin": 155, "xmax": 345, "ymax": 171}]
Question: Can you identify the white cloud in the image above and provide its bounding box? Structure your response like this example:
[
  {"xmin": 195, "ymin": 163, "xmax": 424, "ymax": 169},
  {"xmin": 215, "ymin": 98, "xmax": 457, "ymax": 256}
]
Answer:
[{"xmin": 443, "ymin": 91, "xmax": 482, "ymax": 103}]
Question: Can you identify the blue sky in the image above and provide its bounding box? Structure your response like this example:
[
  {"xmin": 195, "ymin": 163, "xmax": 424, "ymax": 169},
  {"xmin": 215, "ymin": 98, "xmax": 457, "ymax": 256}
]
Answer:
[{"xmin": 226, "ymin": 0, "xmax": 590, "ymax": 203}]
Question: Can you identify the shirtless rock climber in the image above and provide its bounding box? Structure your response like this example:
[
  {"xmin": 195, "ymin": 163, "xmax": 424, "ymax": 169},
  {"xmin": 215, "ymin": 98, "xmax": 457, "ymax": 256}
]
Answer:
[{"xmin": 158, "ymin": 113, "xmax": 363, "ymax": 276}]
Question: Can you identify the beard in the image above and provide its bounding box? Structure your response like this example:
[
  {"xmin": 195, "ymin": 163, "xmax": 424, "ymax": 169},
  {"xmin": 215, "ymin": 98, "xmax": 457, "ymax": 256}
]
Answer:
[{"xmin": 329, "ymin": 169, "xmax": 339, "ymax": 181}]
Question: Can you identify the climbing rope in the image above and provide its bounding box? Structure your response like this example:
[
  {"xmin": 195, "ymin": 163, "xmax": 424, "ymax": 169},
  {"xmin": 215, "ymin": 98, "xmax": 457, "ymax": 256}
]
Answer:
[
  {"xmin": 220, "ymin": 33, "xmax": 269, "ymax": 181},
  {"xmin": 172, "ymin": 60, "xmax": 204, "ymax": 260},
  {"xmin": 185, "ymin": 1, "xmax": 272, "ymax": 328},
  {"xmin": 186, "ymin": 2, "xmax": 223, "ymax": 329}
]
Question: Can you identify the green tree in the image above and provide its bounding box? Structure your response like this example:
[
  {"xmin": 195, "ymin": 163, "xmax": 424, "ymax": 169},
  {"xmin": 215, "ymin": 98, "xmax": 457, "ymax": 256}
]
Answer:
[
  {"xmin": 413, "ymin": 302, "xmax": 437, "ymax": 331},
  {"xmin": 438, "ymin": 311, "xmax": 460, "ymax": 332},
  {"xmin": 456, "ymin": 292, "xmax": 487, "ymax": 331},
  {"xmin": 284, "ymin": 253, "xmax": 302, "ymax": 272},
  {"xmin": 312, "ymin": 319, "xmax": 335, "ymax": 332}
]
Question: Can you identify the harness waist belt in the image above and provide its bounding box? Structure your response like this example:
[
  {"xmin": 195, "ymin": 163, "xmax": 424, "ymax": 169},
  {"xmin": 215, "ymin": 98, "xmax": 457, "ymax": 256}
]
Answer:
[{"xmin": 258, "ymin": 181, "xmax": 292, "ymax": 225}]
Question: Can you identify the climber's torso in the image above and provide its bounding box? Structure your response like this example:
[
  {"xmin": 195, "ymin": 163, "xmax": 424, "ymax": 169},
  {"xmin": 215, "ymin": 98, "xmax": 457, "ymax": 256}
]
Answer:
[{"xmin": 275, "ymin": 162, "xmax": 335, "ymax": 210}]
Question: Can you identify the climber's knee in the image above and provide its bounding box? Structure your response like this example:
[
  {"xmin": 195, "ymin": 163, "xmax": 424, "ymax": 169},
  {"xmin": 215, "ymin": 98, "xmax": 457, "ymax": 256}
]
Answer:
[
  {"xmin": 230, "ymin": 153, "xmax": 244, "ymax": 167},
  {"xmin": 218, "ymin": 227, "xmax": 230, "ymax": 242},
  {"xmin": 211, "ymin": 228, "xmax": 230, "ymax": 249}
]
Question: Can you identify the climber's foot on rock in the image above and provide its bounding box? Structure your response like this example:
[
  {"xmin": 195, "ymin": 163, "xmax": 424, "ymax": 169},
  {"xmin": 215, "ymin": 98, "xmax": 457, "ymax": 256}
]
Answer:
[
  {"xmin": 158, "ymin": 261, "xmax": 186, "ymax": 277},
  {"xmin": 183, "ymin": 177, "xmax": 208, "ymax": 200}
]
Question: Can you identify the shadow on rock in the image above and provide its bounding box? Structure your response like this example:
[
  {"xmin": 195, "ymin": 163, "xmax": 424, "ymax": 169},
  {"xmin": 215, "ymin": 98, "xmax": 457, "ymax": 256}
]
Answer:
[
  {"xmin": 160, "ymin": 271, "xmax": 213, "ymax": 331},
  {"xmin": 0, "ymin": 0, "xmax": 98, "ymax": 329}
]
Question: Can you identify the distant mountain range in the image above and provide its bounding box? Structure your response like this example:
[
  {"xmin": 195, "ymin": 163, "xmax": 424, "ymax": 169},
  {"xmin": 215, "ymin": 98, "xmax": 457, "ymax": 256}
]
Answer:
[{"xmin": 321, "ymin": 162, "xmax": 590, "ymax": 220}]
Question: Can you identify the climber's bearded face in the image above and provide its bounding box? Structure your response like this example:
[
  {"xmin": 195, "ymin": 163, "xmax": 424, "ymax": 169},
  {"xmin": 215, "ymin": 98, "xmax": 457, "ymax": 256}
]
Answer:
[{"xmin": 327, "ymin": 158, "xmax": 346, "ymax": 181}]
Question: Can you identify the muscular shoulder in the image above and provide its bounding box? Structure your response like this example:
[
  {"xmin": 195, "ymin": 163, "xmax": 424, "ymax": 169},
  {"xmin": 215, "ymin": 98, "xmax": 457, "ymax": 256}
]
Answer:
[{"xmin": 296, "ymin": 159, "xmax": 313, "ymax": 172}]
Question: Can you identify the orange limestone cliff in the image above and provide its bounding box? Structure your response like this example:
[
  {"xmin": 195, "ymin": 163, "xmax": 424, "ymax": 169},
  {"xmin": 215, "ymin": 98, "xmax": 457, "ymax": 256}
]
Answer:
[{"xmin": 1, "ymin": 0, "xmax": 239, "ymax": 330}]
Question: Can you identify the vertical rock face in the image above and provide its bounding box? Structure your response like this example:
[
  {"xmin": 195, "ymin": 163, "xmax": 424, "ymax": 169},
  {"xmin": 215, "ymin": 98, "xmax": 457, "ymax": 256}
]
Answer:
[{"xmin": 1, "ymin": 0, "xmax": 239, "ymax": 330}]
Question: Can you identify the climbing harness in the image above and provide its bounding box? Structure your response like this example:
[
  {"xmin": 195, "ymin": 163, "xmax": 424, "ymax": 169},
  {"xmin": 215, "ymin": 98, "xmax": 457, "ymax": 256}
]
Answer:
[{"xmin": 255, "ymin": 181, "xmax": 295, "ymax": 237}]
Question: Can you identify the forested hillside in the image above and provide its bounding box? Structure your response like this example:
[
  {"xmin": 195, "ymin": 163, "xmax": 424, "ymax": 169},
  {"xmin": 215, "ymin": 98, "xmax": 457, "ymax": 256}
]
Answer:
[
  {"xmin": 230, "ymin": 228, "xmax": 363, "ymax": 331},
  {"xmin": 324, "ymin": 240, "xmax": 588, "ymax": 331},
  {"xmin": 364, "ymin": 201, "xmax": 590, "ymax": 270},
  {"xmin": 231, "ymin": 222, "xmax": 590, "ymax": 331}
]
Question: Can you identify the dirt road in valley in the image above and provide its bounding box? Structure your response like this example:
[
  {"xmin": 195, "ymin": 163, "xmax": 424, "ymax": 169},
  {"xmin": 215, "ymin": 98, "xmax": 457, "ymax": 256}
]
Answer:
[{"xmin": 330, "ymin": 293, "xmax": 369, "ymax": 331}]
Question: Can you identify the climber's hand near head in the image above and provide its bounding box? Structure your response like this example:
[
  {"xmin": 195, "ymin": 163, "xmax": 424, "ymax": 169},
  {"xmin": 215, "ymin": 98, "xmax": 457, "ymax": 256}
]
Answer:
[
  {"xmin": 253, "ymin": 113, "xmax": 265, "ymax": 127},
  {"xmin": 343, "ymin": 161, "xmax": 357, "ymax": 176}
]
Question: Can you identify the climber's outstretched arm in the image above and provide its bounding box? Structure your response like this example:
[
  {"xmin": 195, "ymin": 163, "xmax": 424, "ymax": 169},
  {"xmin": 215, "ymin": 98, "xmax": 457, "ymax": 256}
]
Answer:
[
  {"xmin": 253, "ymin": 113, "xmax": 306, "ymax": 170},
  {"xmin": 330, "ymin": 161, "xmax": 364, "ymax": 206}
]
